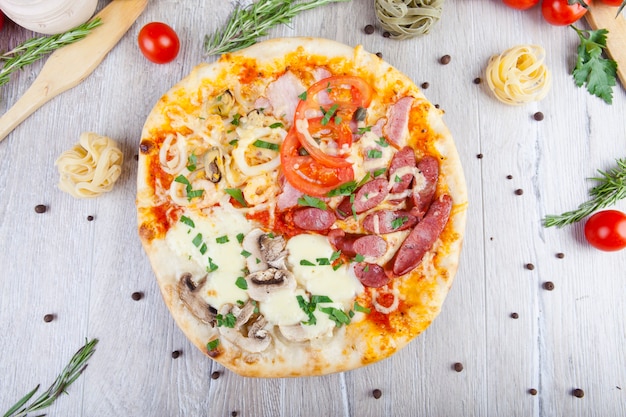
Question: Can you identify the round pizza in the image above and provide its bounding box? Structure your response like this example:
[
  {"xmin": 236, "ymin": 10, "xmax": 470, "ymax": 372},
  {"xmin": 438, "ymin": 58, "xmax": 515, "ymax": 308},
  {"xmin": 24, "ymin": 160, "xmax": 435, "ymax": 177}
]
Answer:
[{"xmin": 136, "ymin": 37, "xmax": 467, "ymax": 377}]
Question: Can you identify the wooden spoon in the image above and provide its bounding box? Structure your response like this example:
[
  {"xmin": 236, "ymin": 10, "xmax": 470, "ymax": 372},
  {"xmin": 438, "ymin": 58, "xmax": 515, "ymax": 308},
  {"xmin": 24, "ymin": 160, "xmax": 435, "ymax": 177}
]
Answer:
[
  {"xmin": 0, "ymin": 0, "xmax": 149, "ymax": 143},
  {"xmin": 585, "ymin": 3, "xmax": 626, "ymax": 88}
]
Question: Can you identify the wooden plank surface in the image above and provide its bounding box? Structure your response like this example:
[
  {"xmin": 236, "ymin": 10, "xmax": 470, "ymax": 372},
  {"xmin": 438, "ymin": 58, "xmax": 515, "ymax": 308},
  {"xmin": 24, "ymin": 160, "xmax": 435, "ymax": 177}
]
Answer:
[{"xmin": 1, "ymin": 1, "xmax": 625, "ymax": 416}]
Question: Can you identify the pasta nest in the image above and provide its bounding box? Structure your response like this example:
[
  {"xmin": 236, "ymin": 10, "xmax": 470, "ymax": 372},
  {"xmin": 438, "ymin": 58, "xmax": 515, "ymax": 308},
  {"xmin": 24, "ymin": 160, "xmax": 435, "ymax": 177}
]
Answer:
[
  {"xmin": 55, "ymin": 132, "xmax": 124, "ymax": 198},
  {"xmin": 375, "ymin": 0, "xmax": 444, "ymax": 40},
  {"xmin": 485, "ymin": 45, "xmax": 552, "ymax": 106}
]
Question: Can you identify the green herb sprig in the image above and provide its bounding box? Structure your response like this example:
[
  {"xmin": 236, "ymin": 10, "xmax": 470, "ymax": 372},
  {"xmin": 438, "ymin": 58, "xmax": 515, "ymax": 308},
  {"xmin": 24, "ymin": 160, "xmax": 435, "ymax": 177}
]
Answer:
[
  {"xmin": 0, "ymin": 19, "xmax": 102, "ymax": 89},
  {"xmin": 570, "ymin": 25, "xmax": 618, "ymax": 105},
  {"xmin": 3, "ymin": 338, "xmax": 98, "ymax": 417},
  {"xmin": 543, "ymin": 158, "xmax": 626, "ymax": 228},
  {"xmin": 204, "ymin": 0, "xmax": 350, "ymax": 56}
]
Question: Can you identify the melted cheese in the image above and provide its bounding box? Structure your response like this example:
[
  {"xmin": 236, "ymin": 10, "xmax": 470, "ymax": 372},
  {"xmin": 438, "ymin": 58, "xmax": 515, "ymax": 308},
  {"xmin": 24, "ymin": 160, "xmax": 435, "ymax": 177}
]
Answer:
[
  {"xmin": 287, "ymin": 234, "xmax": 364, "ymax": 305},
  {"xmin": 259, "ymin": 288, "xmax": 308, "ymax": 326},
  {"xmin": 165, "ymin": 206, "xmax": 252, "ymax": 307}
]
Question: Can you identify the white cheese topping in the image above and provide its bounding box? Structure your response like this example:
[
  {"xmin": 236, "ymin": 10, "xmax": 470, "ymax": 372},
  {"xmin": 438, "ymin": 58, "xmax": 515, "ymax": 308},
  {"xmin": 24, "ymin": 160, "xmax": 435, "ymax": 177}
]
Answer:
[
  {"xmin": 287, "ymin": 234, "xmax": 364, "ymax": 305},
  {"xmin": 165, "ymin": 206, "xmax": 252, "ymax": 307}
]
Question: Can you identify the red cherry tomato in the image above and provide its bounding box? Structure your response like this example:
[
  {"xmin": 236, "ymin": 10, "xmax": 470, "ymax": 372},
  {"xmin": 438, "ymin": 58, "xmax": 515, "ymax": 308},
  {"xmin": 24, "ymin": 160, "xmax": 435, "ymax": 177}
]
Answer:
[
  {"xmin": 598, "ymin": 0, "xmax": 624, "ymax": 5},
  {"xmin": 138, "ymin": 22, "xmax": 180, "ymax": 64},
  {"xmin": 502, "ymin": 0, "xmax": 540, "ymax": 10},
  {"xmin": 584, "ymin": 210, "xmax": 626, "ymax": 251},
  {"xmin": 541, "ymin": 0, "xmax": 591, "ymax": 25}
]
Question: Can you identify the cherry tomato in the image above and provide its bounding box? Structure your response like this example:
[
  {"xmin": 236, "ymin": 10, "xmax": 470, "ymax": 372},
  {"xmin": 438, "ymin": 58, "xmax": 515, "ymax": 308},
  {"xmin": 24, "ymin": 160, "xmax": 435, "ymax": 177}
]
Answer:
[
  {"xmin": 598, "ymin": 0, "xmax": 624, "ymax": 5},
  {"xmin": 138, "ymin": 22, "xmax": 180, "ymax": 64},
  {"xmin": 584, "ymin": 210, "xmax": 626, "ymax": 251},
  {"xmin": 541, "ymin": 0, "xmax": 591, "ymax": 25},
  {"xmin": 280, "ymin": 127, "xmax": 354, "ymax": 197},
  {"xmin": 502, "ymin": 0, "xmax": 540, "ymax": 10}
]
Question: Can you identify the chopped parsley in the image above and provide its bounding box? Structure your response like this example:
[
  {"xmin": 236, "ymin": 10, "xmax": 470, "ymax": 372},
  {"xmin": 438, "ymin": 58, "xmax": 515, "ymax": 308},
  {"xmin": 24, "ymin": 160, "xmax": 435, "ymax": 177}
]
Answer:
[
  {"xmin": 192, "ymin": 233, "xmax": 203, "ymax": 247},
  {"xmin": 391, "ymin": 216, "xmax": 409, "ymax": 230},
  {"xmin": 373, "ymin": 168, "xmax": 387, "ymax": 177},
  {"xmin": 353, "ymin": 253, "xmax": 365, "ymax": 262},
  {"xmin": 319, "ymin": 306, "xmax": 351, "ymax": 327},
  {"xmin": 207, "ymin": 257, "xmax": 219, "ymax": 272},
  {"xmin": 353, "ymin": 302, "xmax": 371, "ymax": 314},
  {"xmin": 236, "ymin": 233, "xmax": 245, "ymax": 244},
  {"xmin": 225, "ymin": 188, "xmax": 248, "ymax": 207},
  {"xmin": 269, "ymin": 122, "xmax": 284, "ymax": 129},
  {"xmin": 297, "ymin": 195, "xmax": 327, "ymax": 210},
  {"xmin": 230, "ymin": 114, "xmax": 241, "ymax": 126},
  {"xmin": 253, "ymin": 139, "xmax": 279, "ymax": 151},
  {"xmin": 298, "ymin": 91, "xmax": 307, "ymax": 101},
  {"xmin": 297, "ymin": 294, "xmax": 333, "ymax": 326},
  {"xmin": 187, "ymin": 153, "xmax": 198, "ymax": 171},
  {"xmin": 206, "ymin": 339, "xmax": 220, "ymax": 351},
  {"xmin": 180, "ymin": 215, "xmax": 195, "ymax": 228},
  {"xmin": 375, "ymin": 137, "xmax": 389, "ymax": 147},
  {"xmin": 216, "ymin": 313, "xmax": 236, "ymax": 328},
  {"xmin": 367, "ymin": 149, "xmax": 383, "ymax": 159},
  {"xmin": 216, "ymin": 235, "xmax": 229, "ymax": 244},
  {"xmin": 235, "ymin": 276, "xmax": 248, "ymax": 290},
  {"xmin": 357, "ymin": 126, "xmax": 372, "ymax": 135},
  {"xmin": 199, "ymin": 243, "xmax": 208, "ymax": 255},
  {"xmin": 299, "ymin": 259, "xmax": 315, "ymax": 266},
  {"xmin": 320, "ymin": 103, "xmax": 339, "ymax": 126},
  {"xmin": 240, "ymin": 249, "xmax": 252, "ymax": 258},
  {"xmin": 316, "ymin": 257, "xmax": 331, "ymax": 265},
  {"xmin": 174, "ymin": 175, "xmax": 204, "ymax": 201}
]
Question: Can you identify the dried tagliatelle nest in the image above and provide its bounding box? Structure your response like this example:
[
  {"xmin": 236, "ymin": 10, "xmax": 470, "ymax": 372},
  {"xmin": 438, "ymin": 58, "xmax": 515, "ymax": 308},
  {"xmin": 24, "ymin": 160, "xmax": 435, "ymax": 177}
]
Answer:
[
  {"xmin": 55, "ymin": 132, "xmax": 124, "ymax": 198},
  {"xmin": 485, "ymin": 44, "xmax": 552, "ymax": 106},
  {"xmin": 375, "ymin": 0, "xmax": 444, "ymax": 39}
]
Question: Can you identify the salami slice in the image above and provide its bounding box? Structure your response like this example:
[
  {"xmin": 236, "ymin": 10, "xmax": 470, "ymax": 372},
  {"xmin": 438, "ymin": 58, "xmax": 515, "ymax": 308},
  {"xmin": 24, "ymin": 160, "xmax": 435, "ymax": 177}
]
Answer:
[
  {"xmin": 362, "ymin": 210, "xmax": 417, "ymax": 234},
  {"xmin": 391, "ymin": 194, "xmax": 452, "ymax": 276},
  {"xmin": 388, "ymin": 146, "xmax": 416, "ymax": 195},
  {"xmin": 353, "ymin": 262, "xmax": 390, "ymax": 288},
  {"xmin": 327, "ymin": 229, "xmax": 387, "ymax": 258},
  {"xmin": 292, "ymin": 207, "xmax": 336, "ymax": 231},
  {"xmin": 410, "ymin": 155, "xmax": 439, "ymax": 220}
]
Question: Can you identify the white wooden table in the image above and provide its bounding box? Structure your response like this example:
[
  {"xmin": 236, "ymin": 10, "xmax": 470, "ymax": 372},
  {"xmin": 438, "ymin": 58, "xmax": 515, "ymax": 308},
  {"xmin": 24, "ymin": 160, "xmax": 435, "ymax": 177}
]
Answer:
[{"xmin": 1, "ymin": 1, "xmax": 625, "ymax": 416}]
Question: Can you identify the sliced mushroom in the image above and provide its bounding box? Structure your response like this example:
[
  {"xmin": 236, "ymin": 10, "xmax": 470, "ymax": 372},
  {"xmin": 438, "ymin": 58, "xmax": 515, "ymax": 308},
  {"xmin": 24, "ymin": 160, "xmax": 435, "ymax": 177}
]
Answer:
[
  {"xmin": 217, "ymin": 302, "xmax": 271, "ymax": 353},
  {"xmin": 242, "ymin": 229, "xmax": 269, "ymax": 273},
  {"xmin": 246, "ymin": 268, "xmax": 296, "ymax": 302},
  {"xmin": 177, "ymin": 273, "xmax": 217, "ymax": 325},
  {"xmin": 241, "ymin": 228, "xmax": 288, "ymax": 272},
  {"xmin": 259, "ymin": 233, "xmax": 288, "ymax": 269},
  {"xmin": 204, "ymin": 146, "xmax": 224, "ymax": 183},
  {"xmin": 278, "ymin": 324, "xmax": 311, "ymax": 343}
]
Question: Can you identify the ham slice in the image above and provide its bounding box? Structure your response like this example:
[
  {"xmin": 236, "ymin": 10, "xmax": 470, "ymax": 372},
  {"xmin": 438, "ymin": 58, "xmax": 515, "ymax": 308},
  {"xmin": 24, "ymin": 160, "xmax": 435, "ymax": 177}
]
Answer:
[
  {"xmin": 383, "ymin": 97, "xmax": 414, "ymax": 147},
  {"xmin": 266, "ymin": 71, "xmax": 305, "ymax": 122},
  {"xmin": 276, "ymin": 180, "xmax": 303, "ymax": 211}
]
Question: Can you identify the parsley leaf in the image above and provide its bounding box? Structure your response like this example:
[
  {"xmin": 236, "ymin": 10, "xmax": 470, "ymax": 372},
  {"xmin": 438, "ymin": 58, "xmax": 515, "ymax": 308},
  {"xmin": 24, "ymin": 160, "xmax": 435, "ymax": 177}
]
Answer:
[
  {"xmin": 297, "ymin": 195, "xmax": 327, "ymax": 210},
  {"xmin": 571, "ymin": 25, "xmax": 617, "ymax": 104}
]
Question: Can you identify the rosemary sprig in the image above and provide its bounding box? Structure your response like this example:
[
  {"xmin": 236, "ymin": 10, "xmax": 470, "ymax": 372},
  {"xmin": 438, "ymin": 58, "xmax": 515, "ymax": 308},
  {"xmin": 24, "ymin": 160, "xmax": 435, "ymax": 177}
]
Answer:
[
  {"xmin": 204, "ymin": 0, "xmax": 350, "ymax": 56},
  {"xmin": 0, "ymin": 18, "xmax": 102, "ymax": 89},
  {"xmin": 543, "ymin": 158, "xmax": 626, "ymax": 228},
  {"xmin": 2, "ymin": 338, "xmax": 99, "ymax": 417}
]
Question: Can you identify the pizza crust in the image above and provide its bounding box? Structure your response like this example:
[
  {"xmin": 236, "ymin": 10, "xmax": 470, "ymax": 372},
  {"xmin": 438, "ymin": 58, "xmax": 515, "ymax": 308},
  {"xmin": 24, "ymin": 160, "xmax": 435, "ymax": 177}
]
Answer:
[{"xmin": 137, "ymin": 37, "xmax": 467, "ymax": 377}]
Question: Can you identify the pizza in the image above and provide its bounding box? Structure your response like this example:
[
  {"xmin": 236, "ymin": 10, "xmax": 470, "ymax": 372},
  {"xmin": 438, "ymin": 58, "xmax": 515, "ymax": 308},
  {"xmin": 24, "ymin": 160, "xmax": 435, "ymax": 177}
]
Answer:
[{"xmin": 136, "ymin": 37, "xmax": 467, "ymax": 377}]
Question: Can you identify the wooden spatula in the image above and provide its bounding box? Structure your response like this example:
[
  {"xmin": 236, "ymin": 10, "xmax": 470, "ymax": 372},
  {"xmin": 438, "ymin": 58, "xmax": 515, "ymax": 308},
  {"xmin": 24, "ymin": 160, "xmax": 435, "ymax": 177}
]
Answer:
[
  {"xmin": 0, "ymin": 0, "xmax": 149, "ymax": 143},
  {"xmin": 585, "ymin": 3, "xmax": 626, "ymax": 88}
]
